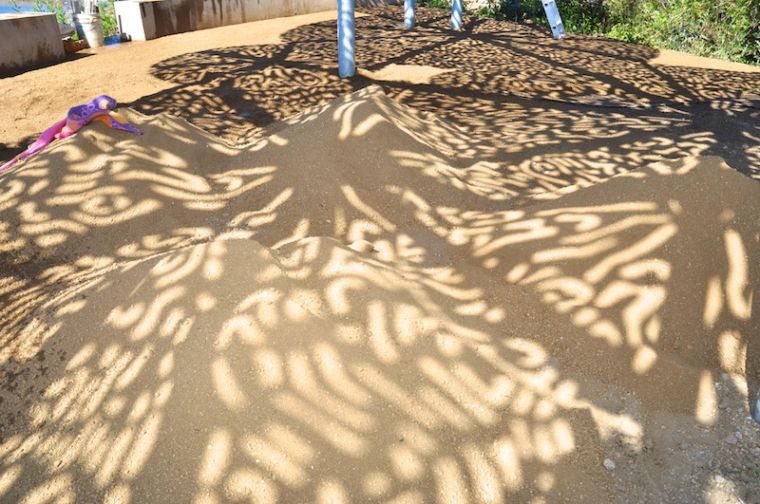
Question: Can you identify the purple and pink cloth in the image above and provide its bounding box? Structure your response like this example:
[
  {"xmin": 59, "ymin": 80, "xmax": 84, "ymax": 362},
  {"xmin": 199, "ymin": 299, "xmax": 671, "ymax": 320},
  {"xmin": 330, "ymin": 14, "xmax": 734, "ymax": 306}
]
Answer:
[{"xmin": 1, "ymin": 95, "xmax": 142, "ymax": 173}]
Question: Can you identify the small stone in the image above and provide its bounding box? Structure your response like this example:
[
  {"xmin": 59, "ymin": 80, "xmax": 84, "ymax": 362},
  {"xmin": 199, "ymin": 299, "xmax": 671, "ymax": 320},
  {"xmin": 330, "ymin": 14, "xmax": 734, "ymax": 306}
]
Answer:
[
  {"xmin": 725, "ymin": 434, "xmax": 738, "ymax": 445},
  {"xmin": 603, "ymin": 458, "xmax": 616, "ymax": 471},
  {"xmin": 735, "ymin": 431, "xmax": 742, "ymax": 441},
  {"xmin": 715, "ymin": 475, "xmax": 725, "ymax": 484}
]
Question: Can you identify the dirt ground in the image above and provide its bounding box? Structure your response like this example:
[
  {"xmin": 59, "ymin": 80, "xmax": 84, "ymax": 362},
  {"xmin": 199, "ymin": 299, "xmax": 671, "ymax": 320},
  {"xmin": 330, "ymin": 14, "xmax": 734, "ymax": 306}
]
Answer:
[{"xmin": 0, "ymin": 6, "xmax": 759, "ymax": 504}]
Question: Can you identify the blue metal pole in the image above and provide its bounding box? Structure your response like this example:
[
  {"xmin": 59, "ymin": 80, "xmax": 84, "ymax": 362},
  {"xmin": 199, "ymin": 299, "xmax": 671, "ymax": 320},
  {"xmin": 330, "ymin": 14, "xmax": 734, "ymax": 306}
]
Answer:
[
  {"xmin": 337, "ymin": 0, "xmax": 355, "ymax": 78},
  {"xmin": 404, "ymin": 0, "xmax": 415, "ymax": 29},
  {"xmin": 451, "ymin": 0, "xmax": 463, "ymax": 30}
]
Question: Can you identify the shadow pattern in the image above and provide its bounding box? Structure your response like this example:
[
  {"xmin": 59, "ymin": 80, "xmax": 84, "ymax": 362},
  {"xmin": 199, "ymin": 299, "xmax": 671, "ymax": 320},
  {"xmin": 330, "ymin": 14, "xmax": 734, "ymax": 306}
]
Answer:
[
  {"xmin": 133, "ymin": 6, "xmax": 760, "ymax": 182},
  {"xmin": 0, "ymin": 6, "xmax": 759, "ymax": 504}
]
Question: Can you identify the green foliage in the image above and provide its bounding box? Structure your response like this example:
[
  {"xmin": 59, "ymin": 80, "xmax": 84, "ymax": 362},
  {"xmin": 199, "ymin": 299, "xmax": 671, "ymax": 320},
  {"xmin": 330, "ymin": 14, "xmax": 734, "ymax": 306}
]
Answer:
[
  {"xmin": 420, "ymin": 0, "xmax": 452, "ymax": 9},
  {"xmin": 99, "ymin": 0, "xmax": 119, "ymax": 37},
  {"xmin": 422, "ymin": 0, "xmax": 760, "ymax": 65},
  {"xmin": 14, "ymin": 0, "xmax": 119, "ymax": 37},
  {"xmin": 604, "ymin": 0, "xmax": 760, "ymax": 64},
  {"xmin": 38, "ymin": 0, "xmax": 67, "ymax": 25},
  {"xmin": 13, "ymin": 0, "xmax": 69, "ymax": 25},
  {"xmin": 517, "ymin": 0, "xmax": 611, "ymax": 33}
]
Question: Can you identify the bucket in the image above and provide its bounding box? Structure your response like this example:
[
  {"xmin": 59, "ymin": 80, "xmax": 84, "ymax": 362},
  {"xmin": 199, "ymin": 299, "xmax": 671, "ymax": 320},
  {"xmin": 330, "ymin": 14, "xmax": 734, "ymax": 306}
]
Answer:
[{"xmin": 74, "ymin": 13, "xmax": 104, "ymax": 48}]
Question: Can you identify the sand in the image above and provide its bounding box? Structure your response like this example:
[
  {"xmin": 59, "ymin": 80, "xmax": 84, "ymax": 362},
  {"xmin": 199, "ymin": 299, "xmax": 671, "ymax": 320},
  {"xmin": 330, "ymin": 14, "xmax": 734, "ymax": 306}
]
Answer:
[
  {"xmin": 0, "ymin": 9, "xmax": 341, "ymax": 152},
  {"xmin": 0, "ymin": 83, "xmax": 759, "ymax": 503},
  {"xmin": 0, "ymin": 6, "xmax": 759, "ymax": 504}
]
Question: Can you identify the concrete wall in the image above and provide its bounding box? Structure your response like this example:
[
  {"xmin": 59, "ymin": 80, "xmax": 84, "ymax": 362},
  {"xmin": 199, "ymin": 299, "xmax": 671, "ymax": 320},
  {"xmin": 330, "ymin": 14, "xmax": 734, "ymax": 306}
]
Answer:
[
  {"xmin": 115, "ymin": 0, "xmax": 397, "ymax": 41},
  {"xmin": 0, "ymin": 13, "xmax": 65, "ymax": 77},
  {"xmin": 116, "ymin": 0, "xmax": 330, "ymax": 41}
]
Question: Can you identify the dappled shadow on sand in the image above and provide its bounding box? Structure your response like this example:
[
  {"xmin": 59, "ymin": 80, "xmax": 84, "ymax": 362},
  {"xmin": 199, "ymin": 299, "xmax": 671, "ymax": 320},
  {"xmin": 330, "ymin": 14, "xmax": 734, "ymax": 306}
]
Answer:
[
  {"xmin": 0, "ymin": 86, "xmax": 758, "ymax": 502},
  {"xmin": 133, "ymin": 6, "xmax": 760, "ymax": 182}
]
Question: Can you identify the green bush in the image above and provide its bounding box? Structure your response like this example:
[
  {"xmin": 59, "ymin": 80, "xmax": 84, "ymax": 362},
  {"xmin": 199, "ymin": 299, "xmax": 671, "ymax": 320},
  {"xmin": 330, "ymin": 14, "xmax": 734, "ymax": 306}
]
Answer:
[
  {"xmin": 99, "ymin": 0, "xmax": 119, "ymax": 37},
  {"xmin": 516, "ymin": 0, "xmax": 612, "ymax": 33},
  {"xmin": 421, "ymin": 0, "xmax": 760, "ymax": 65},
  {"xmin": 605, "ymin": 0, "xmax": 760, "ymax": 64},
  {"xmin": 421, "ymin": 0, "xmax": 452, "ymax": 8},
  {"xmin": 10, "ymin": 0, "xmax": 67, "ymax": 25},
  {"xmin": 9, "ymin": 0, "xmax": 119, "ymax": 38}
]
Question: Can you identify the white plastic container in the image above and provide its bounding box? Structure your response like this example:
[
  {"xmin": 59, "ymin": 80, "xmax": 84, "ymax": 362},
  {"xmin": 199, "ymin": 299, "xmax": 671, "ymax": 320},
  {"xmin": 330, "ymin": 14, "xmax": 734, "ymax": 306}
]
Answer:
[{"xmin": 74, "ymin": 13, "xmax": 104, "ymax": 48}]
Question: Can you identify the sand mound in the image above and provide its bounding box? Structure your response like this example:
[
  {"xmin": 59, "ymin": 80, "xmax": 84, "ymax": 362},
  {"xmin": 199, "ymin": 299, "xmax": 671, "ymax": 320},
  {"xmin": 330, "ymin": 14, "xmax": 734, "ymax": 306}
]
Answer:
[
  {"xmin": 0, "ymin": 236, "xmax": 612, "ymax": 502},
  {"xmin": 0, "ymin": 88, "xmax": 759, "ymax": 503}
]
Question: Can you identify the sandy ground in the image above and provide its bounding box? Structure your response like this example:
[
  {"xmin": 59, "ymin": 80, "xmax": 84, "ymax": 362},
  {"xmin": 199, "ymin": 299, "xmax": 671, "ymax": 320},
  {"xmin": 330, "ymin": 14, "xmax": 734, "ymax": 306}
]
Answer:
[
  {"xmin": 0, "ymin": 9, "xmax": 340, "ymax": 151},
  {"xmin": 648, "ymin": 49, "xmax": 760, "ymax": 73},
  {"xmin": 0, "ymin": 6, "xmax": 759, "ymax": 504}
]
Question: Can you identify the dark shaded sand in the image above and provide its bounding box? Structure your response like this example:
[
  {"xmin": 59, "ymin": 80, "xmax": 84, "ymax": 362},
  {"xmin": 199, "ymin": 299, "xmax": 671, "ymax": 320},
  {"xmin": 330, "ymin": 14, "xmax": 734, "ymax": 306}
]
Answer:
[{"xmin": 0, "ymin": 86, "xmax": 758, "ymax": 503}]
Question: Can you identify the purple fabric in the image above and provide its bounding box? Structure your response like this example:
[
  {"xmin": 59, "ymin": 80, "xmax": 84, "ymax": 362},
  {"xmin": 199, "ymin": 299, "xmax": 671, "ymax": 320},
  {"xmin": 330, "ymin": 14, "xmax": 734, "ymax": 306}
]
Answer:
[
  {"xmin": 61, "ymin": 96, "xmax": 119, "ymax": 138},
  {"xmin": 1, "ymin": 96, "xmax": 141, "ymax": 173}
]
